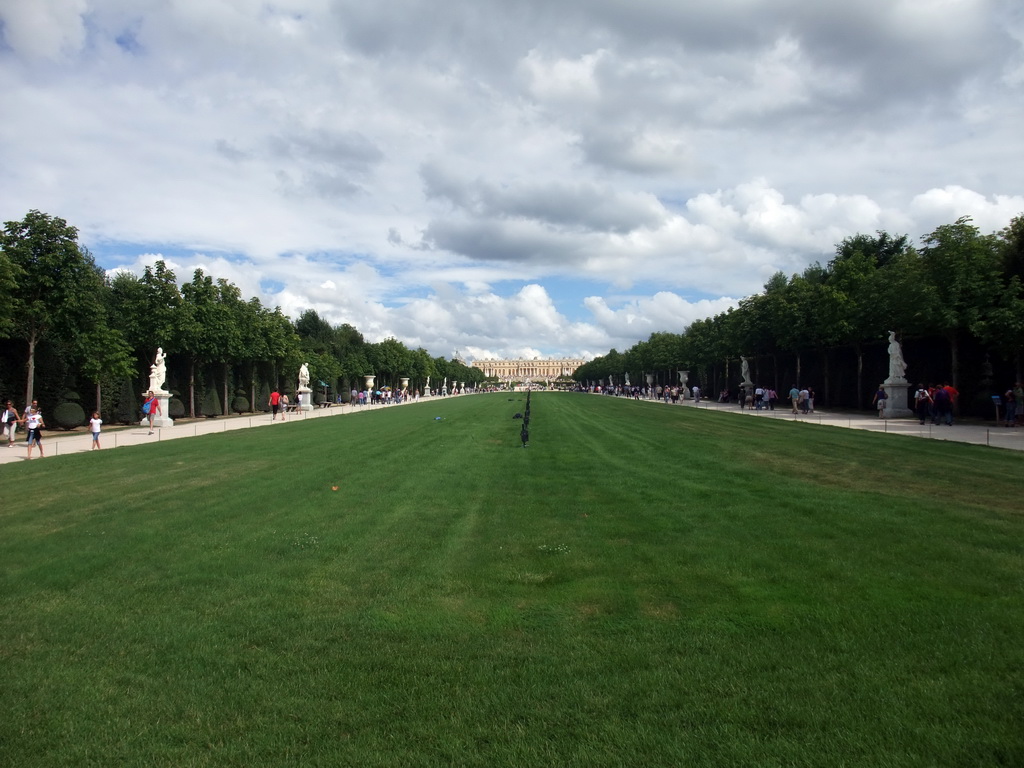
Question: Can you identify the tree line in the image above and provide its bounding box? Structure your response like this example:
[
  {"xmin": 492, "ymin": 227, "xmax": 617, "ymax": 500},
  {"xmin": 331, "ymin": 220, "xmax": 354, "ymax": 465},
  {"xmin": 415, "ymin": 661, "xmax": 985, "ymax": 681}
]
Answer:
[
  {"xmin": 0, "ymin": 210, "xmax": 484, "ymax": 425},
  {"xmin": 574, "ymin": 215, "xmax": 1024, "ymax": 415}
]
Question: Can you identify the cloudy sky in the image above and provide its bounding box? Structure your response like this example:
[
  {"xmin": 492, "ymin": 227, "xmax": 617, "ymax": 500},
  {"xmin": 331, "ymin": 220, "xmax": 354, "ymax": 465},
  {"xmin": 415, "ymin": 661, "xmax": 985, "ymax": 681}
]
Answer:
[{"xmin": 2, "ymin": 0, "xmax": 1022, "ymax": 362}]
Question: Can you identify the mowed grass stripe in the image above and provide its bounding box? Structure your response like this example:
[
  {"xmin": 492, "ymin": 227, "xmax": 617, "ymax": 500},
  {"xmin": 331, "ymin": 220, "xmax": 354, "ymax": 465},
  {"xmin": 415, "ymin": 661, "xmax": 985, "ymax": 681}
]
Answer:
[{"xmin": 1, "ymin": 392, "xmax": 1021, "ymax": 767}]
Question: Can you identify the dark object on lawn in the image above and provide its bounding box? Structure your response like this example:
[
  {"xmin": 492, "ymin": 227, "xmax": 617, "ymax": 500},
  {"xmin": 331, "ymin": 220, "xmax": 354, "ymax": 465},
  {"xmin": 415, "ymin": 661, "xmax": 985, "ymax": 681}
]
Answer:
[
  {"xmin": 520, "ymin": 425, "xmax": 529, "ymax": 447},
  {"xmin": 513, "ymin": 413, "xmax": 523, "ymax": 419}
]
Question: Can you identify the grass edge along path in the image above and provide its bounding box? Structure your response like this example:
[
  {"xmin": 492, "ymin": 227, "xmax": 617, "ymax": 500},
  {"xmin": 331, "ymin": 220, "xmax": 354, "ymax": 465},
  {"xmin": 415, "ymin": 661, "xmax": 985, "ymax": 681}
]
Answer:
[{"xmin": 2, "ymin": 392, "xmax": 1022, "ymax": 767}]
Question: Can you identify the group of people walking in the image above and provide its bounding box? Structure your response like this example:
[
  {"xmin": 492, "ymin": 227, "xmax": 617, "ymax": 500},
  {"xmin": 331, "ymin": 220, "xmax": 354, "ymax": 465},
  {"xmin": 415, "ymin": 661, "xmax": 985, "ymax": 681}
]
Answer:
[
  {"xmin": 735, "ymin": 385, "xmax": 814, "ymax": 413},
  {"xmin": 2, "ymin": 399, "xmax": 48, "ymax": 458},
  {"xmin": 0, "ymin": 392, "xmax": 164, "ymax": 458},
  {"xmin": 907, "ymin": 383, "xmax": 960, "ymax": 425}
]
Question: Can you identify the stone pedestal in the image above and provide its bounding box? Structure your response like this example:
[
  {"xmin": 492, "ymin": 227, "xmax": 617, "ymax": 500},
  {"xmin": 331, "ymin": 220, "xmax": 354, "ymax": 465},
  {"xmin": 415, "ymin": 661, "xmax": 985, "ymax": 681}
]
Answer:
[
  {"xmin": 297, "ymin": 386, "xmax": 314, "ymax": 412},
  {"xmin": 139, "ymin": 391, "xmax": 174, "ymax": 428},
  {"xmin": 881, "ymin": 379, "xmax": 913, "ymax": 418}
]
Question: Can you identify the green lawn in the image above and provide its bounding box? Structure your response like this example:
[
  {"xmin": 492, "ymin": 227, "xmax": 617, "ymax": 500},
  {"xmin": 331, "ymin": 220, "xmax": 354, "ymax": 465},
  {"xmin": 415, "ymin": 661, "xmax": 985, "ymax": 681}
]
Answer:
[{"xmin": 2, "ymin": 393, "xmax": 1021, "ymax": 767}]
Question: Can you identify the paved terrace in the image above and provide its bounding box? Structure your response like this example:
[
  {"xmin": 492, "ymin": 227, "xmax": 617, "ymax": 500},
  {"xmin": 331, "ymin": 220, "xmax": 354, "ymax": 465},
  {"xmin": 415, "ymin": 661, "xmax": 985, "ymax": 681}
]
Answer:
[{"xmin": 1, "ymin": 392, "xmax": 1022, "ymax": 465}]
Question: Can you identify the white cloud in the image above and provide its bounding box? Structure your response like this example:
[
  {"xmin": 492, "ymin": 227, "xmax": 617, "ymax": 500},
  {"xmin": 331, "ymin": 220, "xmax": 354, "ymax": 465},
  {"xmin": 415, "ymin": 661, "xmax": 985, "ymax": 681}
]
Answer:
[
  {"xmin": 0, "ymin": 0, "xmax": 88, "ymax": 60},
  {"xmin": 909, "ymin": 186, "xmax": 1024, "ymax": 235},
  {"xmin": 2, "ymin": 0, "xmax": 1022, "ymax": 363}
]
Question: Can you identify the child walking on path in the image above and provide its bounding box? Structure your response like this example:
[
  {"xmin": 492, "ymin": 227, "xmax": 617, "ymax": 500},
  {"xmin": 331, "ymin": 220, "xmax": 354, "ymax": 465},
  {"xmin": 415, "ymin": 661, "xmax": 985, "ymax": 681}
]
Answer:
[
  {"xmin": 90, "ymin": 411, "xmax": 102, "ymax": 449},
  {"xmin": 24, "ymin": 405, "xmax": 45, "ymax": 459}
]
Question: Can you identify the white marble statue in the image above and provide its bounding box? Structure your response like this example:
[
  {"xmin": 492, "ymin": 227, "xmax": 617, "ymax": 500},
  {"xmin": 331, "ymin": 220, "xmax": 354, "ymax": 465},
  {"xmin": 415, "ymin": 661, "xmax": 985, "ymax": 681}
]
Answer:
[
  {"xmin": 740, "ymin": 356, "xmax": 751, "ymax": 384},
  {"xmin": 887, "ymin": 331, "xmax": 907, "ymax": 382},
  {"xmin": 298, "ymin": 362, "xmax": 310, "ymax": 389},
  {"xmin": 148, "ymin": 347, "xmax": 167, "ymax": 392}
]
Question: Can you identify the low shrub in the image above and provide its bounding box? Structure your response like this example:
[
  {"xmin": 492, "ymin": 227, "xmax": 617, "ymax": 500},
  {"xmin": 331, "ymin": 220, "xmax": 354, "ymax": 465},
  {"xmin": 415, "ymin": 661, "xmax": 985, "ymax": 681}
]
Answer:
[{"xmin": 52, "ymin": 402, "xmax": 87, "ymax": 430}]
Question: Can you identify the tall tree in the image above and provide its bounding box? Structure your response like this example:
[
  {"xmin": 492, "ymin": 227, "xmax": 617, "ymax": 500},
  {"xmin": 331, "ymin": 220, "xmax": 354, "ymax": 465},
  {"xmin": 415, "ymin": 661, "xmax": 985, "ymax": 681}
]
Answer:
[
  {"xmin": 109, "ymin": 260, "xmax": 182, "ymax": 392},
  {"xmin": 77, "ymin": 324, "xmax": 135, "ymax": 414},
  {"xmin": 918, "ymin": 217, "xmax": 1001, "ymax": 388},
  {"xmin": 294, "ymin": 309, "xmax": 335, "ymax": 353},
  {"xmin": 827, "ymin": 232, "xmax": 920, "ymax": 405},
  {"xmin": 367, "ymin": 337, "xmax": 411, "ymax": 388},
  {"xmin": 179, "ymin": 270, "xmax": 239, "ymax": 417},
  {"xmin": 0, "ymin": 245, "xmax": 17, "ymax": 337},
  {"xmin": 973, "ymin": 215, "xmax": 1024, "ymax": 376},
  {"xmin": 1, "ymin": 211, "xmax": 106, "ymax": 404}
]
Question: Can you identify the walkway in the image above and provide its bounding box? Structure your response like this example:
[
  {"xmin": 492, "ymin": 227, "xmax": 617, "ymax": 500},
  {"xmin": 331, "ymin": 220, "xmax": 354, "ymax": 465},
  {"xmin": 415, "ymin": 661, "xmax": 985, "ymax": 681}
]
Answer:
[
  {"xmin": 638, "ymin": 395, "xmax": 1024, "ymax": 452},
  {"xmin": 1, "ymin": 394, "xmax": 1021, "ymax": 465},
  {"xmin": 0, "ymin": 401, "xmax": 400, "ymax": 465}
]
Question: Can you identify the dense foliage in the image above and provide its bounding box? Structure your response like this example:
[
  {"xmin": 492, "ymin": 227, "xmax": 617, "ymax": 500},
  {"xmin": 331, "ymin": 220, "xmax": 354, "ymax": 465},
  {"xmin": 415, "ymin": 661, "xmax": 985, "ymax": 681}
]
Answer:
[
  {"xmin": 0, "ymin": 210, "xmax": 484, "ymax": 421},
  {"xmin": 576, "ymin": 216, "xmax": 1024, "ymax": 414}
]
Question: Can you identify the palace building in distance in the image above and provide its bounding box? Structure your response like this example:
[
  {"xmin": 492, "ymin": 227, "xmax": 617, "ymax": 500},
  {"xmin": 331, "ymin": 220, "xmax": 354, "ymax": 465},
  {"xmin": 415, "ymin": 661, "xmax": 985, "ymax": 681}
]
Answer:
[{"xmin": 470, "ymin": 357, "xmax": 585, "ymax": 383}]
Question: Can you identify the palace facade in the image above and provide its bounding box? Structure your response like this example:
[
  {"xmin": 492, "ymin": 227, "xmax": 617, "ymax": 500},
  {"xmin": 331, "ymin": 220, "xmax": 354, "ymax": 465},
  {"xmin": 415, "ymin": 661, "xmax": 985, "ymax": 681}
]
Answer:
[{"xmin": 471, "ymin": 357, "xmax": 586, "ymax": 383}]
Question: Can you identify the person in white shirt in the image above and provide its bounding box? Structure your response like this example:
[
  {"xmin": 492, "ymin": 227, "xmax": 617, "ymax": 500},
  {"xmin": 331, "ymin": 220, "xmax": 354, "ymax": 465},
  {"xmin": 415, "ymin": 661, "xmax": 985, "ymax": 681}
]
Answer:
[
  {"xmin": 24, "ymin": 403, "xmax": 45, "ymax": 459},
  {"xmin": 89, "ymin": 411, "xmax": 103, "ymax": 450}
]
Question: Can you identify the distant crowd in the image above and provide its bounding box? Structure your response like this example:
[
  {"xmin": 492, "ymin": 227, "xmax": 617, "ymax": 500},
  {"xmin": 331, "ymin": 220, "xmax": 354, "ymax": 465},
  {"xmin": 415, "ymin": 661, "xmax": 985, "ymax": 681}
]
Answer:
[{"xmin": 576, "ymin": 379, "xmax": 1024, "ymax": 428}]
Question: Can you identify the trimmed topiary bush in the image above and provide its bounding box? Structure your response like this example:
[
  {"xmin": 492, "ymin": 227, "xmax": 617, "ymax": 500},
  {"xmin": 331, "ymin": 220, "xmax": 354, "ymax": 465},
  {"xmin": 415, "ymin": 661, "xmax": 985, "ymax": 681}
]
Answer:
[
  {"xmin": 231, "ymin": 396, "xmax": 249, "ymax": 414},
  {"xmin": 168, "ymin": 398, "xmax": 186, "ymax": 419},
  {"xmin": 53, "ymin": 402, "xmax": 87, "ymax": 430},
  {"xmin": 114, "ymin": 379, "xmax": 136, "ymax": 424},
  {"xmin": 201, "ymin": 384, "xmax": 222, "ymax": 418}
]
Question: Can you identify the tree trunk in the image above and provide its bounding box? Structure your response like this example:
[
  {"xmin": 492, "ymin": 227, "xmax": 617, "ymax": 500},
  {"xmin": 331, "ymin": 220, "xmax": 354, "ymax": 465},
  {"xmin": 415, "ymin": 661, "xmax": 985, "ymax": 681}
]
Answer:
[
  {"xmin": 24, "ymin": 332, "xmax": 38, "ymax": 406},
  {"xmin": 855, "ymin": 345, "xmax": 864, "ymax": 410},
  {"xmin": 222, "ymin": 362, "xmax": 230, "ymax": 416},
  {"xmin": 250, "ymin": 366, "xmax": 257, "ymax": 414},
  {"xmin": 949, "ymin": 332, "xmax": 959, "ymax": 390},
  {"xmin": 189, "ymin": 358, "xmax": 196, "ymax": 418},
  {"xmin": 95, "ymin": 380, "xmax": 102, "ymax": 416},
  {"xmin": 796, "ymin": 352, "xmax": 802, "ymax": 386},
  {"xmin": 821, "ymin": 350, "xmax": 830, "ymax": 408},
  {"xmin": 949, "ymin": 332, "xmax": 960, "ymax": 415}
]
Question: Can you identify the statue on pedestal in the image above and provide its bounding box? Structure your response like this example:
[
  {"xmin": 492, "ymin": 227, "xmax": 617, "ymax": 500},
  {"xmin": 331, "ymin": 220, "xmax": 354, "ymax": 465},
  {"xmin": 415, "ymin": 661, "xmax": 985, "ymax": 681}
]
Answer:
[
  {"xmin": 296, "ymin": 363, "xmax": 313, "ymax": 411},
  {"xmin": 148, "ymin": 347, "xmax": 168, "ymax": 393},
  {"xmin": 887, "ymin": 331, "xmax": 907, "ymax": 382}
]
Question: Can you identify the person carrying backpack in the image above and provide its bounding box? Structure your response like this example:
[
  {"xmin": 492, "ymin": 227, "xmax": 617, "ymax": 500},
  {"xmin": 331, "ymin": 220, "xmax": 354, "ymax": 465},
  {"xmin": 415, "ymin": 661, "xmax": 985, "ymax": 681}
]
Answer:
[
  {"xmin": 142, "ymin": 391, "xmax": 161, "ymax": 435},
  {"xmin": 913, "ymin": 385, "xmax": 932, "ymax": 425}
]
